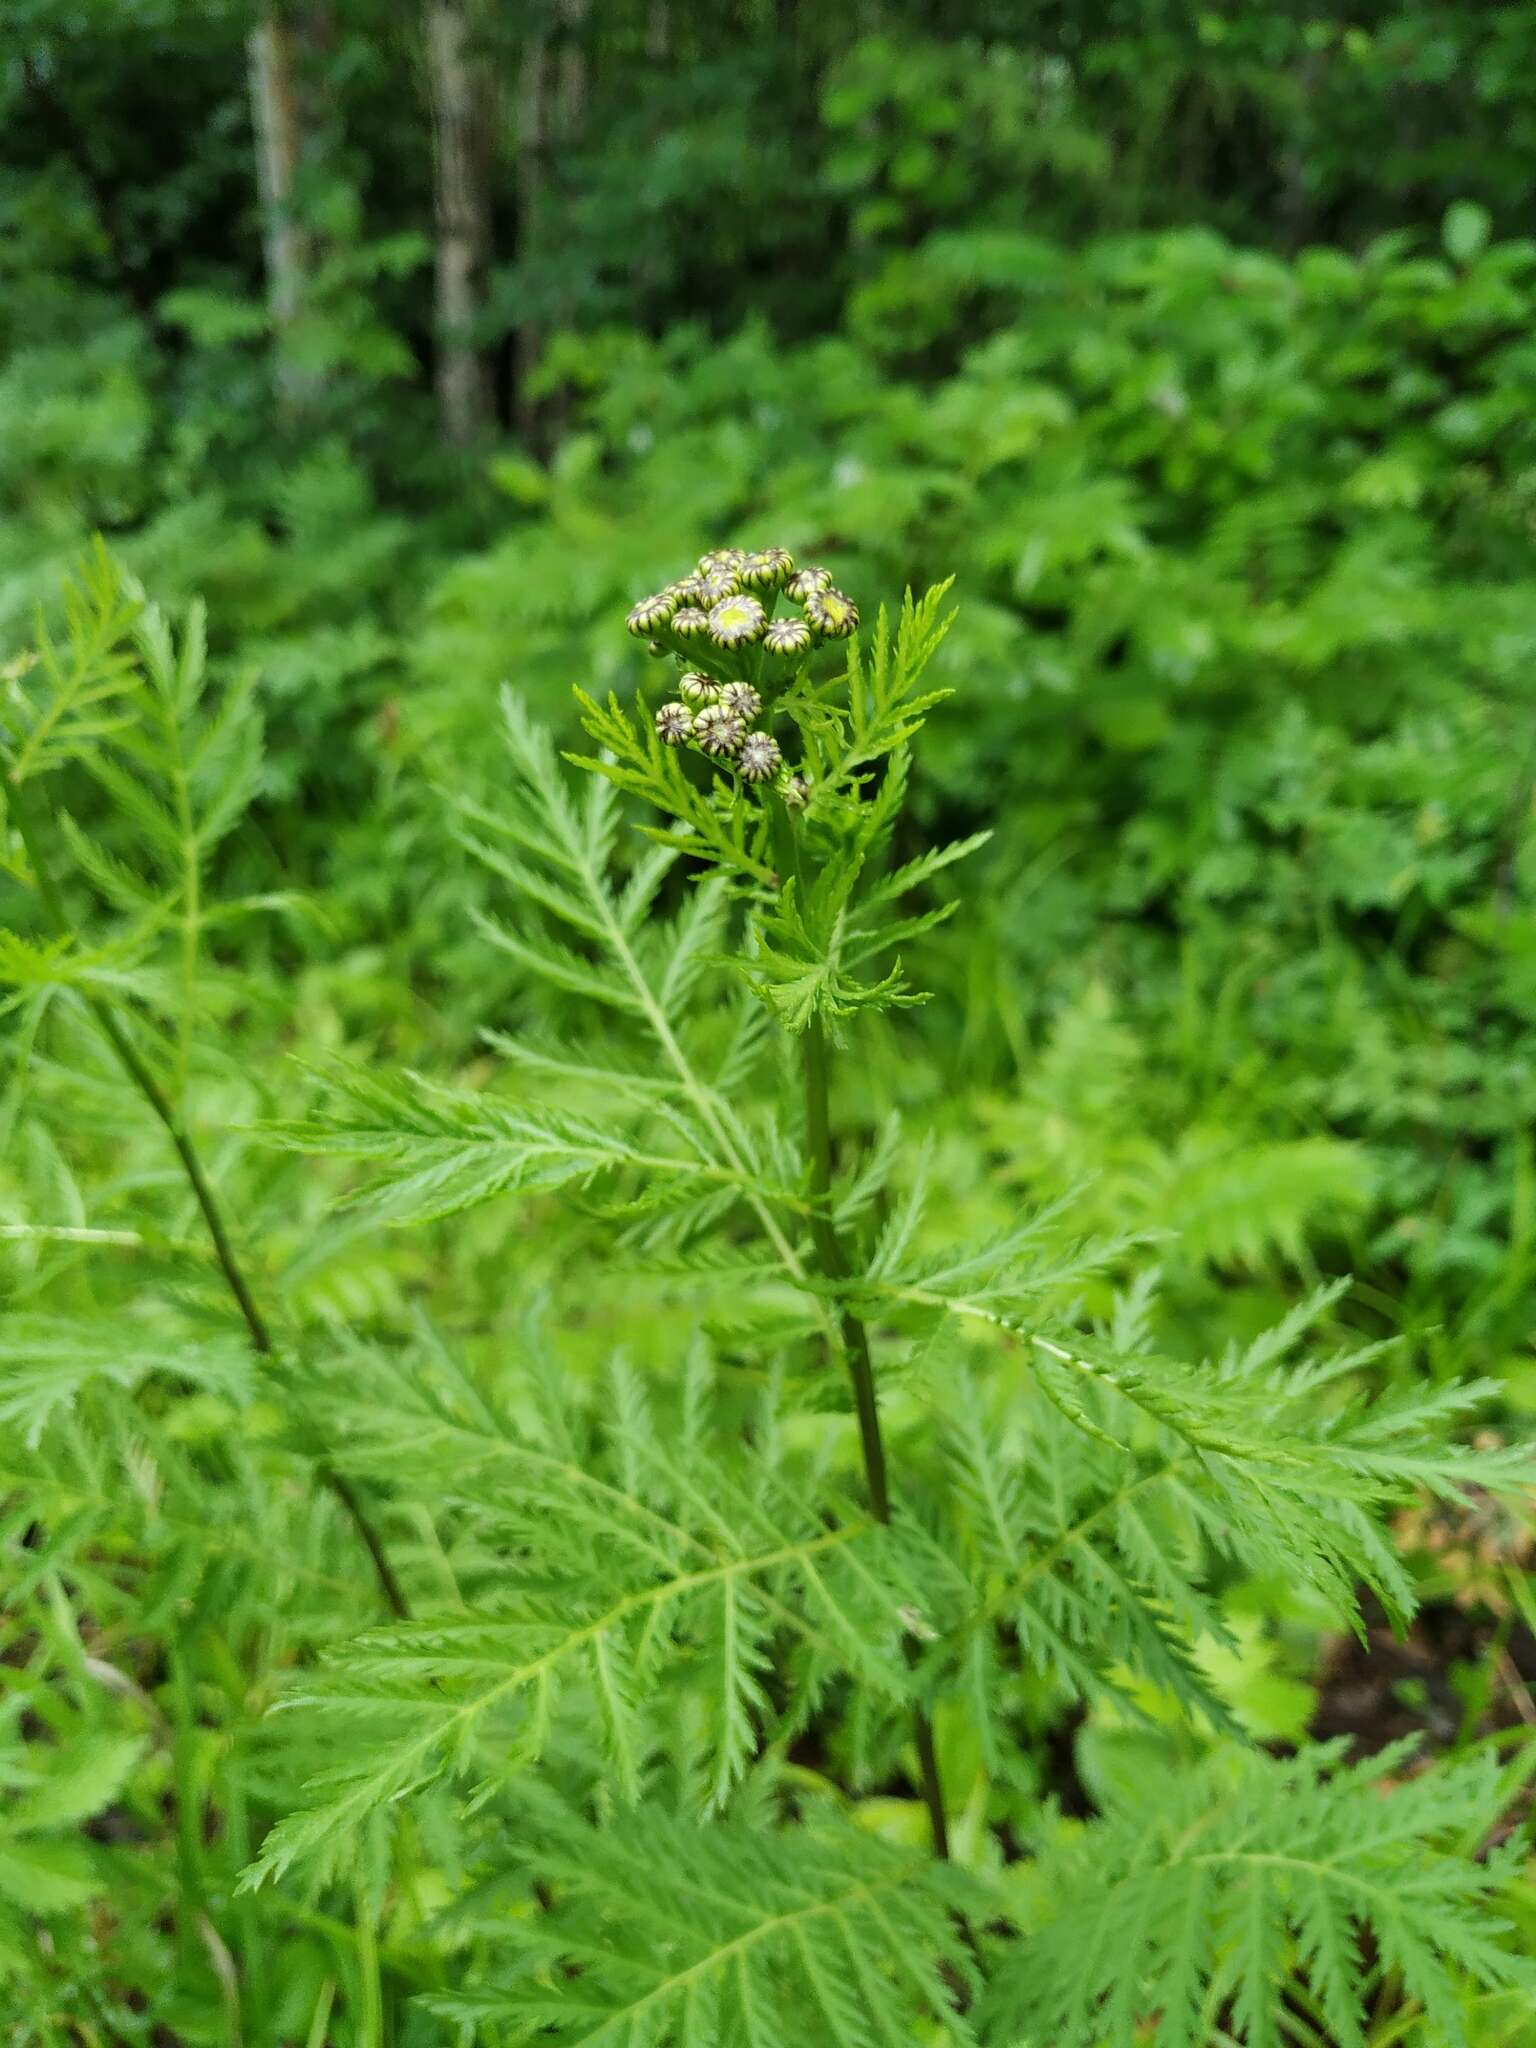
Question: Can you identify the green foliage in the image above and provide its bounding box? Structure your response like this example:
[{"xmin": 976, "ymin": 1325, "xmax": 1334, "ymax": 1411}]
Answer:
[
  {"xmin": 5, "ymin": 522, "xmax": 1536, "ymax": 2042},
  {"xmin": 7, "ymin": 12, "xmax": 1536, "ymax": 2042},
  {"xmin": 989, "ymin": 1741, "xmax": 1536, "ymax": 2048},
  {"xmin": 921, "ymin": 1280, "xmax": 1535, "ymax": 1730},
  {"xmin": 241, "ymin": 1339, "xmax": 956, "ymax": 1890},
  {"xmin": 0, "ymin": 1734, "xmax": 144, "ymax": 1981},
  {"xmin": 137, "ymin": 565, "xmax": 1526, "ymax": 2040},
  {"xmin": 0, "ymin": 543, "xmax": 141, "ymax": 786},
  {"xmin": 1, "ymin": 552, "xmax": 276, "ymax": 1119},
  {"xmin": 429, "ymin": 1804, "xmax": 981, "ymax": 2044},
  {"xmin": 406, "ymin": 209, "xmax": 1536, "ymax": 1374}
]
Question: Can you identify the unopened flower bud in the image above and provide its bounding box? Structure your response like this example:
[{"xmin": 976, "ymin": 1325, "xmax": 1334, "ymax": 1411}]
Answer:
[
  {"xmin": 666, "ymin": 574, "xmax": 705, "ymax": 604},
  {"xmin": 762, "ymin": 616, "xmax": 811, "ymax": 658},
  {"xmin": 627, "ymin": 592, "xmax": 676, "ymax": 636},
  {"xmin": 655, "ymin": 702, "xmax": 692, "ymax": 744},
  {"xmin": 698, "ymin": 548, "xmax": 748, "ymax": 577},
  {"xmin": 786, "ymin": 567, "xmax": 833, "ymax": 600},
  {"xmin": 679, "ymin": 671, "xmax": 717, "ymax": 703},
  {"xmin": 696, "ymin": 567, "xmax": 740, "ymax": 606},
  {"xmin": 707, "ymin": 594, "xmax": 766, "ymax": 649},
  {"xmin": 805, "ymin": 588, "xmax": 858, "ymax": 639},
  {"xmin": 738, "ymin": 731, "xmax": 782, "ymax": 782},
  {"xmin": 693, "ymin": 705, "xmax": 745, "ymax": 757},
  {"xmin": 719, "ymin": 680, "xmax": 761, "ymax": 719},
  {"xmin": 671, "ymin": 606, "xmax": 710, "ymax": 640},
  {"xmin": 779, "ymin": 771, "xmax": 812, "ymax": 809},
  {"xmin": 740, "ymin": 547, "xmax": 794, "ymax": 591}
]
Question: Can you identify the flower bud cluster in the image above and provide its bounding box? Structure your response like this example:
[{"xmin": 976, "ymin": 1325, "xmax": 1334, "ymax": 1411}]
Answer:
[
  {"xmin": 626, "ymin": 547, "xmax": 858, "ymax": 655},
  {"xmin": 652, "ymin": 679, "xmax": 784, "ymax": 783},
  {"xmin": 632, "ymin": 544, "xmax": 856, "ymax": 808}
]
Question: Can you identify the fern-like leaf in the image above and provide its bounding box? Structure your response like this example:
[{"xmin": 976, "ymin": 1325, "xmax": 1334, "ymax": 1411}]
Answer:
[
  {"xmin": 426, "ymin": 1805, "xmax": 980, "ymax": 2046},
  {"xmin": 265, "ymin": 1059, "xmax": 779, "ymax": 1225},
  {"xmin": 984, "ymin": 1740, "xmax": 1536, "ymax": 2048},
  {"xmin": 241, "ymin": 1339, "xmax": 960, "ymax": 1886}
]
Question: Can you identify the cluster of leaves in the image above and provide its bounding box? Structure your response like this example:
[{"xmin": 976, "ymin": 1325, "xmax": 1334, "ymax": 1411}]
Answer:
[
  {"xmin": 7, "ymin": 24, "xmax": 1536, "ymax": 1350},
  {"xmin": 8, "ymin": 563, "xmax": 1530, "ymax": 2041},
  {"xmin": 410, "ymin": 209, "xmax": 1536, "ymax": 1378},
  {"xmin": 5, "ymin": 14, "xmax": 1536, "ymax": 2041},
  {"xmin": 238, "ymin": 650, "xmax": 1536, "ymax": 2037}
]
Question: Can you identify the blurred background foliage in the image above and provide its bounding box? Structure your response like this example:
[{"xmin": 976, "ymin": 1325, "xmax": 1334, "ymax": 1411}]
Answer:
[{"xmin": 6, "ymin": 2, "xmax": 1536, "ymax": 2039}]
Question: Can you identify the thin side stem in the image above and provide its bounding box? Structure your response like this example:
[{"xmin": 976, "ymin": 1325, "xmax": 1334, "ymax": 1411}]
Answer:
[
  {"xmin": 801, "ymin": 1014, "xmax": 949, "ymax": 1860},
  {"xmin": 8, "ymin": 772, "xmax": 408, "ymax": 1619}
]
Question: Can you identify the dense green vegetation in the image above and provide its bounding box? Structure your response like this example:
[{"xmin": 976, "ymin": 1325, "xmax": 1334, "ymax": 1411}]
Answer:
[{"xmin": 5, "ymin": 6, "xmax": 1536, "ymax": 2043}]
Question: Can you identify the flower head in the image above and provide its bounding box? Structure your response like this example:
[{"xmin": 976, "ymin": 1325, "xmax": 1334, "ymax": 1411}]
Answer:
[
  {"xmin": 740, "ymin": 548, "xmax": 794, "ymax": 591},
  {"xmin": 763, "ymin": 616, "xmax": 811, "ymax": 658},
  {"xmin": 693, "ymin": 705, "xmax": 745, "ymax": 757},
  {"xmin": 707, "ymin": 594, "xmax": 766, "ymax": 649},
  {"xmin": 617, "ymin": 553, "xmax": 860, "ymax": 816},
  {"xmin": 805, "ymin": 588, "xmax": 858, "ymax": 639},
  {"xmin": 626, "ymin": 592, "xmax": 676, "ymax": 636},
  {"xmin": 738, "ymin": 731, "xmax": 782, "ymax": 782},
  {"xmin": 719, "ymin": 680, "xmax": 761, "ymax": 719},
  {"xmin": 786, "ymin": 567, "xmax": 833, "ymax": 600}
]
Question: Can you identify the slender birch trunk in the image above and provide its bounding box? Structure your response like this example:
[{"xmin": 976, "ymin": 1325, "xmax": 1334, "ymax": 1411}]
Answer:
[
  {"xmin": 247, "ymin": 10, "xmax": 314, "ymax": 414},
  {"xmin": 513, "ymin": 23, "xmax": 550, "ymax": 443},
  {"xmin": 555, "ymin": 0, "xmax": 589, "ymax": 136},
  {"xmin": 514, "ymin": 0, "xmax": 586, "ymax": 445},
  {"xmin": 428, "ymin": 0, "xmax": 496, "ymax": 444}
]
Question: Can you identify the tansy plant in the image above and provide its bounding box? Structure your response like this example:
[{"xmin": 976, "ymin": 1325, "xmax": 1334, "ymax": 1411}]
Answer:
[{"xmin": 5, "ymin": 547, "xmax": 1536, "ymax": 2045}]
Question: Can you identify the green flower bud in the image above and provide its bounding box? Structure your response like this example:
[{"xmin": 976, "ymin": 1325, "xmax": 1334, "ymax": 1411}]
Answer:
[
  {"xmin": 805, "ymin": 588, "xmax": 858, "ymax": 639},
  {"xmin": 696, "ymin": 567, "xmax": 741, "ymax": 606},
  {"xmin": 786, "ymin": 567, "xmax": 833, "ymax": 600},
  {"xmin": 707, "ymin": 594, "xmax": 766, "ymax": 649},
  {"xmin": 738, "ymin": 731, "xmax": 782, "ymax": 782},
  {"xmin": 762, "ymin": 616, "xmax": 811, "ymax": 658},
  {"xmin": 655, "ymin": 701, "xmax": 692, "ymax": 744},
  {"xmin": 627, "ymin": 592, "xmax": 676, "ymax": 635},
  {"xmin": 740, "ymin": 547, "xmax": 795, "ymax": 591},
  {"xmin": 671, "ymin": 606, "xmax": 710, "ymax": 641},
  {"xmin": 666, "ymin": 574, "xmax": 705, "ymax": 604},
  {"xmin": 679, "ymin": 671, "xmax": 717, "ymax": 703},
  {"xmin": 699, "ymin": 548, "xmax": 748, "ymax": 577},
  {"xmin": 693, "ymin": 704, "xmax": 745, "ymax": 757},
  {"xmin": 779, "ymin": 770, "xmax": 812, "ymax": 809},
  {"xmin": 719, "ymin": 680, "xmax": 761, "ymax": 719}
]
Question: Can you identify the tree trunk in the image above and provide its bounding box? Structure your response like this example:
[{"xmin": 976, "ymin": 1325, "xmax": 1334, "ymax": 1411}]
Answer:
[
  {"xmin": 428, "ymin": 0, "xmax": 496, "ymax": 445},
  {"xmin": 513, "ymin": 0, "xmax": 587, "ymax": 447},
  {"xmin": 555, "ymin": 0, "xmax": 589, "ymax": 137},
  {"xmin": 513, "ymin": 22, "xmax": 550, "ymax": 443},
  {"xmin": 247, "ymin": 10, "xmax": 314, "ymax": 415},
  {"xmin": 1280, "ymin": 47, "xmax": 1324, "ymax": 252}
]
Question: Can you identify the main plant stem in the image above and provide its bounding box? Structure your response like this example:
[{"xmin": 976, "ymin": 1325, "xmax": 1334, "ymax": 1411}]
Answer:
[
  {"xmin": 9, "ymin": 776, "xmax": 408, "ymax": 1619},
  {"xmin": 801, "ymin": 1015, "xmax": 951, "ymax": 1860}
]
